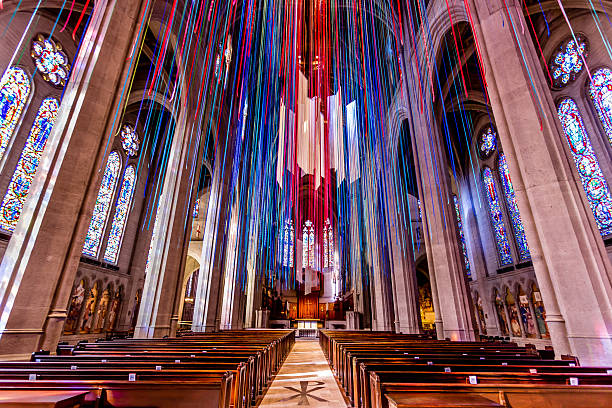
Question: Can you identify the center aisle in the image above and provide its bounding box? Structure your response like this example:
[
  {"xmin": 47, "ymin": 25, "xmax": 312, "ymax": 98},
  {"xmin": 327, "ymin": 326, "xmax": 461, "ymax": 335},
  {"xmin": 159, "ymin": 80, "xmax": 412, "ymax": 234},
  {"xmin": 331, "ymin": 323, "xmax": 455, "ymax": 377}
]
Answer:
[{"xmin": 257, "ymin": 338, "xmax": 348, "ymax": 407}]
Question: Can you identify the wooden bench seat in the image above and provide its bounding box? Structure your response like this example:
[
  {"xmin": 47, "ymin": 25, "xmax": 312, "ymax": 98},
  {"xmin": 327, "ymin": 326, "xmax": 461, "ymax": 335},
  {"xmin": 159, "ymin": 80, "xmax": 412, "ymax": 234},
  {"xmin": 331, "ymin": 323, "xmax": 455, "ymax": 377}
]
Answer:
[
  {"xmin": 0, "ymin": 390, "xmax": 89, "ymax": 407},
  {"xmin": 380, "ymin": 384, "xmax": 612, "ymax": 408},
  {"xmin": 320, "ymin": 330, "xmax": 612, "ymax": 408},
  {"xmin": 8, "ymin": 330, "xmax": 294, "ymax": 408},
  {"xmin": 385, "ymin": 392, "xmax": 503, "ymax": 407},
  {"xmin": 0, "ymin": 377, "xmax": 233, "ymax": 408}
]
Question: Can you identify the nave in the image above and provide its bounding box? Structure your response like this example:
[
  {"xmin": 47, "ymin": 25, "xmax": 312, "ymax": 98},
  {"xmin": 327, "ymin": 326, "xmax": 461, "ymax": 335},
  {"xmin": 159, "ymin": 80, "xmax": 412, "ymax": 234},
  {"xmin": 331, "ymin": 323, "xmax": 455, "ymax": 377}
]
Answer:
[
  {"xmin": 0, "ymin": 329, "xmax": 611, "ymax": 407},
  {"xmin": 2, "ymin": 2, "xmax": 612, "ymax": 403}
]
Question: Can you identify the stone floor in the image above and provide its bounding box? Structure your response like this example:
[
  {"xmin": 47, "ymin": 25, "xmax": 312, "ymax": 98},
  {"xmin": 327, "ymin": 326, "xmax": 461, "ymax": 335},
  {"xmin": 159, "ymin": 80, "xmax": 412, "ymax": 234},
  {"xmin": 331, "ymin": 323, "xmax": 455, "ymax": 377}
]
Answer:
[{"xmin": 257, "ymin": 339, "xmax": 348, "ymax": 407}]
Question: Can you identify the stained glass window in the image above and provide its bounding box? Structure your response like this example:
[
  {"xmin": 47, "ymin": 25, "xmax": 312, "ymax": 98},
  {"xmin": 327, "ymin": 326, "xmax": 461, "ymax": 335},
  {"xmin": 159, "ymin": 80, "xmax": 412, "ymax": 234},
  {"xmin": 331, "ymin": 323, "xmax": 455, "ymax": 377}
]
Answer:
[
  {"xmin": 302, "ymin": 222, "xmax": 309, "ymax": 267},
  {"xmin": 323, "ymin": 221, "xmax": 329, "ymax": 269},
  {"xmin": 452, "ymin": 195, "xmax": 471, "ymax": 278},
  {"xmin": 322, "ymin": 219, "xmax": 334, "ymax": 269},
  {"xmin": 483, "ymin": 167, "xmax": 514, "ymax": 265},
  {"xmin": 120, "ymin": 124, "xmax": 139, "ymax": 157},
  {"xmin": 193, "ymin": 199, "xmax": 199, "ymax": 218},
  {"xmin": 283, "ymin": 221, "xmax": 289, "ymax": 267},
  {"xmin": 549, "ymin": 36, "xmax": 588, "ymax": 89},
  {"xmin": 557, "ymin": 98, "xmax": 612, "ymax": 235},
  {"xmin": 31, "ymin": 35, "xmax": 70, "ymax": 88},
  {"xmin": 103, "ymin": 165, "xmax": 137, "ymax": 264},
  {"xmin": 282, "ymin": 220, "xmax": 294, "ymax": 267},
  {"xmin": 309, "ymin": 224, "xmax": 315, "ymax": 268},
  {"xmin": 0, "ymin": 67, "xmax": 31, "ymax": 163},
  {"xmin": 478, "ymin": 127, "xmax": 497, "ymax": 160},
  {"xmin": 328, "ymin": 220, "xmax": 334, "ymax": 269},
  {"xmin": 303, "ymin": 220, "xmax": 314, "ymax": 268},
  {"xmin": 0, "ymin": 98, "xmax": 58, "ymax": 232},
  {"xmin": 82, "ymin": 151, "xmax": 121, "ymax": 257},
  {"xmin": 589, "ymin": 68, "xmax": 612, "ymax": 146},
  {"xmin": 289, "ymin": 222, "xmax": 294, "ymax": 268},
  {"xmin": 498, "ymin": 153, "xmax": 530, "ymax": 260}
]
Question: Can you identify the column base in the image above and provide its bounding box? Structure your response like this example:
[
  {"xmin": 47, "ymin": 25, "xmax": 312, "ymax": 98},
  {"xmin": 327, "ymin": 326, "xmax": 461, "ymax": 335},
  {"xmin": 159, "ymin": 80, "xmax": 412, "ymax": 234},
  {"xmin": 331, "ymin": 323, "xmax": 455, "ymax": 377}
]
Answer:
[
  {"xmin": 567, "ymin": 335, "xmax": 612, "ymax": 366},
  {"xmin": 0, "ymin": 329, "xmax": 43, "ymax": 356}
]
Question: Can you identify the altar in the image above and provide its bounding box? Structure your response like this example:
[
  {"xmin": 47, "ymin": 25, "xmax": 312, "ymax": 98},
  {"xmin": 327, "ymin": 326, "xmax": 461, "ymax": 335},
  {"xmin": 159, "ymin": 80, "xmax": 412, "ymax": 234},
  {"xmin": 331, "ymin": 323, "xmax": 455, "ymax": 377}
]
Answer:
[
  {"xmin": 296, "ymin": 318, "xmax": 319, "ymax": 338},
  {"xmin": 296, "ymin": 318, "xmax": 319, "ymax": 330}
]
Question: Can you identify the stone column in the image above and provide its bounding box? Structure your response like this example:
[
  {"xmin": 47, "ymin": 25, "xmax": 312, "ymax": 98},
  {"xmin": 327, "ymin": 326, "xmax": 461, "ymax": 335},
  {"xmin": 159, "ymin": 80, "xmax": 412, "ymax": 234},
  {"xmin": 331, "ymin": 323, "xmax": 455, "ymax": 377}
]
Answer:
[
  {"xmin": 192, "ymin": 149, "xmax": 233, "ymax": 332},
  {"xmin": 134, "ymin": 96, "xmax": 201, "ymax": 338},
  {"xmin": 407, "ymin": 95, "xmax": 476, "ymax": 341},
  {"xmin": 0, "ymin": 0, "xmax": 150, "ymax": 357},
  {"xmin": 361, "ymin": 157, "xmax": 395, "ymax": 331},
  {"xmin": 243, "ymin": 213, "xmax": 260, "ymax": 328},
  {"xmin": 219, "ymin": 196, "xmax": 245, "ymax": 330},
  {"xmin": 385, "ymin": 166, "xmax": 421, "ymax": 334},
  {"xmin": 349, "ymin": 182, "xmax": 368, "ymax": 325},
  {"xmin": 469, "ymin": 0, "xmax": 612, "ymax": 364}
]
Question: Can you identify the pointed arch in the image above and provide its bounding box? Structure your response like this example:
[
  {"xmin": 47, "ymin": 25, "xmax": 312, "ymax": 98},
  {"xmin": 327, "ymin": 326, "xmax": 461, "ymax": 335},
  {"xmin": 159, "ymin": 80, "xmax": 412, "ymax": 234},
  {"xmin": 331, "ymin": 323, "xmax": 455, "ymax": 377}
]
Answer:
[
  {"xmin": 103, "ymin": 164, "xmax": 137, "ymax": 263},
  {"xmin": 557, "ymin": 98, "xmax": 612, "ymax": 236},
  {"xmin": 0, "ymin": 97, "xmax": 59, "ymax": 231},
  {"xmin": 83, "ymin": 151, "xmax": 122, "ymax": 257},
  {"xmin": 0, "ymin": 66, "xmax": 31, "ymax": 163}
]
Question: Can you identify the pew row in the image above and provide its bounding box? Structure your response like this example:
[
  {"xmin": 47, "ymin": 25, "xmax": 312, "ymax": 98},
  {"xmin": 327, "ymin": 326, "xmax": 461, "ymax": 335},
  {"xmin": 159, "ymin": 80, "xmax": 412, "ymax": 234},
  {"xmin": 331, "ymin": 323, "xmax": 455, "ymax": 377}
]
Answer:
[{"xmin": 320, "ymin": 330, "xmax": 612, "ymax": 408}]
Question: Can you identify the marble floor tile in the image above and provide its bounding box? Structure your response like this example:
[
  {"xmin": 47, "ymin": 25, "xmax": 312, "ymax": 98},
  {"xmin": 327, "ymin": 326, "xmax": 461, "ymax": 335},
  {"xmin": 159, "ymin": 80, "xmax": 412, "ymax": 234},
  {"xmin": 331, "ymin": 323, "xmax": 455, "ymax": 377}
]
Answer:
[{"xmin": 257, "ymin": 339, "xmax": 348, "ymax": 407}]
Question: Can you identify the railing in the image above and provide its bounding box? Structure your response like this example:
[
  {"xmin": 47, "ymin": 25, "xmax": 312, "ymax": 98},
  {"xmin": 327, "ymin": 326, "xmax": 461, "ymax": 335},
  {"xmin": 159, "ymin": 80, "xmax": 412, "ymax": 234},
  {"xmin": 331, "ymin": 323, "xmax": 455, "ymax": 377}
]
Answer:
[{"xmin": 297, "ymin": 328, "xmax": 318, "ymax": 338}]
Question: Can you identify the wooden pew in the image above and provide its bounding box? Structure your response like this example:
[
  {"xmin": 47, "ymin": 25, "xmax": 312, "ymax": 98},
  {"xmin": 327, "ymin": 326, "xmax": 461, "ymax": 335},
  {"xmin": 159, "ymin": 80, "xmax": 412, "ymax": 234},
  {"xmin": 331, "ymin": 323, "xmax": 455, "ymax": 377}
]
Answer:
[
  {"xmin": 380, "ymin": 384, "xmax": 612, "ymax": 408},
  {"xmin": 0, "ymin": 390, "xmax": 89, "ymax": 407},
  {"xmin": 320, "ymin": 330, "xmax": 612, "ymax": 408},
  {"xmin": 7, "ymin": 329, "xmax": 294, "ymax": 408},
  {"xmin": 0, "ymin": 375, "xmax": 233, "ymax": 408}
]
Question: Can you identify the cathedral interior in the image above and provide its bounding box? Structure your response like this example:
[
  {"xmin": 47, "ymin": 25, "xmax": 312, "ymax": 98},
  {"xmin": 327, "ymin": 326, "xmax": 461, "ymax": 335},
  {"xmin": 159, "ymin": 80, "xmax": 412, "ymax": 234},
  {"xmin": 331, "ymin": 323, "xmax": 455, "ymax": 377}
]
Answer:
[{"xmin": 0, "ymin": 0, "xmax": 611, "ymax": 406}]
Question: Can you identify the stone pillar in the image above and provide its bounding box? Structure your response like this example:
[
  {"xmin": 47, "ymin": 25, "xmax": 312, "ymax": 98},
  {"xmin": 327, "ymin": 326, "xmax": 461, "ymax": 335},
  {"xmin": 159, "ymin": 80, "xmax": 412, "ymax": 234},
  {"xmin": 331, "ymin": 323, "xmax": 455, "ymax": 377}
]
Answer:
[
  {"xmin": 361, "ymin": 159, "xmax": 395, "ymax": 331},
  {"xmin": 134, "ymin": 99, "xmax": 199, "ymax": 338},
  {"xmin": 469, "ymin": 0, "xmax": 612, "ymax": 364},
  {"xmin": 219, "ymin": 197, "xmax": 245, "ymax": 330},
  {"xmin": 408, "ymin": 97, "xmax": 476, "ymax": 341},
  {"xmin": 349, "ymin": 182, "xmax": 368, "ymax": 323},
  {"xmin": 0, "ymin": 0, "xmax": 149, "ymax": 357},
  {"xmin": 243, "ymin": 217, "xmax": 260, "ymax": 328},
  {"xmin": 192, "ymin": 152, "xmax": 232, "ymax": 332},
  {"xmin": 385, "ymin": 167, "xmax": 421, "ymax": 334}
]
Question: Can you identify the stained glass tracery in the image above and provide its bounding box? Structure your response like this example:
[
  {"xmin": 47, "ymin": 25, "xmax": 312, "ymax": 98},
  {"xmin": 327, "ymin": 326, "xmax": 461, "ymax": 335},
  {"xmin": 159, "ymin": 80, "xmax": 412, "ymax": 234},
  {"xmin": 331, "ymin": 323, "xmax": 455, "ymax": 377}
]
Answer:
[
  {"xmin": 120, "ymin": 124, "xmax": 140, "ymax": 157},
  {"xmin": 323, "ymin": 219, "xmax": 334, "ymax": 269},
  {"xmin": 193, "ymin": 199, "xmax": 199, "ymax": 218},
  {"xmin": 478, "ymin": 127, "xmax": 497, "ymax": 160},
  {"xmin": 0, "ymin": 67, "xmax": 31, "ymax": 163},
  {"xmin": 589, "ymin": 68, "xmax": 612, "ymax": 146},
  {"xmin": 302, "ymin": 220, "xmax": 314, "ymax": 268},
  {"xmin": 289, "ymin": 222, "xmax": 294, "ymax": 268},
  {"xmin": 549, "ymin": 36, "xmax": 588, "ymax": 89},
  {"xmin": 103, "ymin": 165, "xmax": 137, "ymax": 264},
  {"xmin": 498, "ymin": 153, "xmax": 530, "ymax": 260},
  {"xmin": 31, "ymin": 35, "xmax": 70, "ymax": 87},
  {"xmin": 453, "ymin": 195, "xmax": 471, "ymax": 278},
  {"xmin": 557, "ymin": 98, "xmax": 612, "ymax": 235},
  {"xmin": 282, "ymin": 220, "xmax": 294, "ymax": 267},
  {"xmin": 327, "ymin": 220, "xmax": 334, "ymax": 269},
  {"xmin": 82, "ymin": 151, "xmax": 121, "ymax": 257},
  {"xmin": 0, "ymin": 98, "xmax": 59, "ymax": 231},
  {"xmin": 483, "ymin": 167, "xmax": 514, "ymax": 265}
]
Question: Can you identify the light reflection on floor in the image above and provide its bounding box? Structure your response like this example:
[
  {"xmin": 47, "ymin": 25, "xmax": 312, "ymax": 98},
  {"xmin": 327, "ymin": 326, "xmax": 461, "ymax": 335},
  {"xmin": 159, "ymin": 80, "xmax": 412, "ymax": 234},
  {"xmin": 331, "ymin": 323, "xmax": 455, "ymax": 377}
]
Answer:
[{"xmin": 257, "ymin": 339, "xmax": 348, "ymax": 407}]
